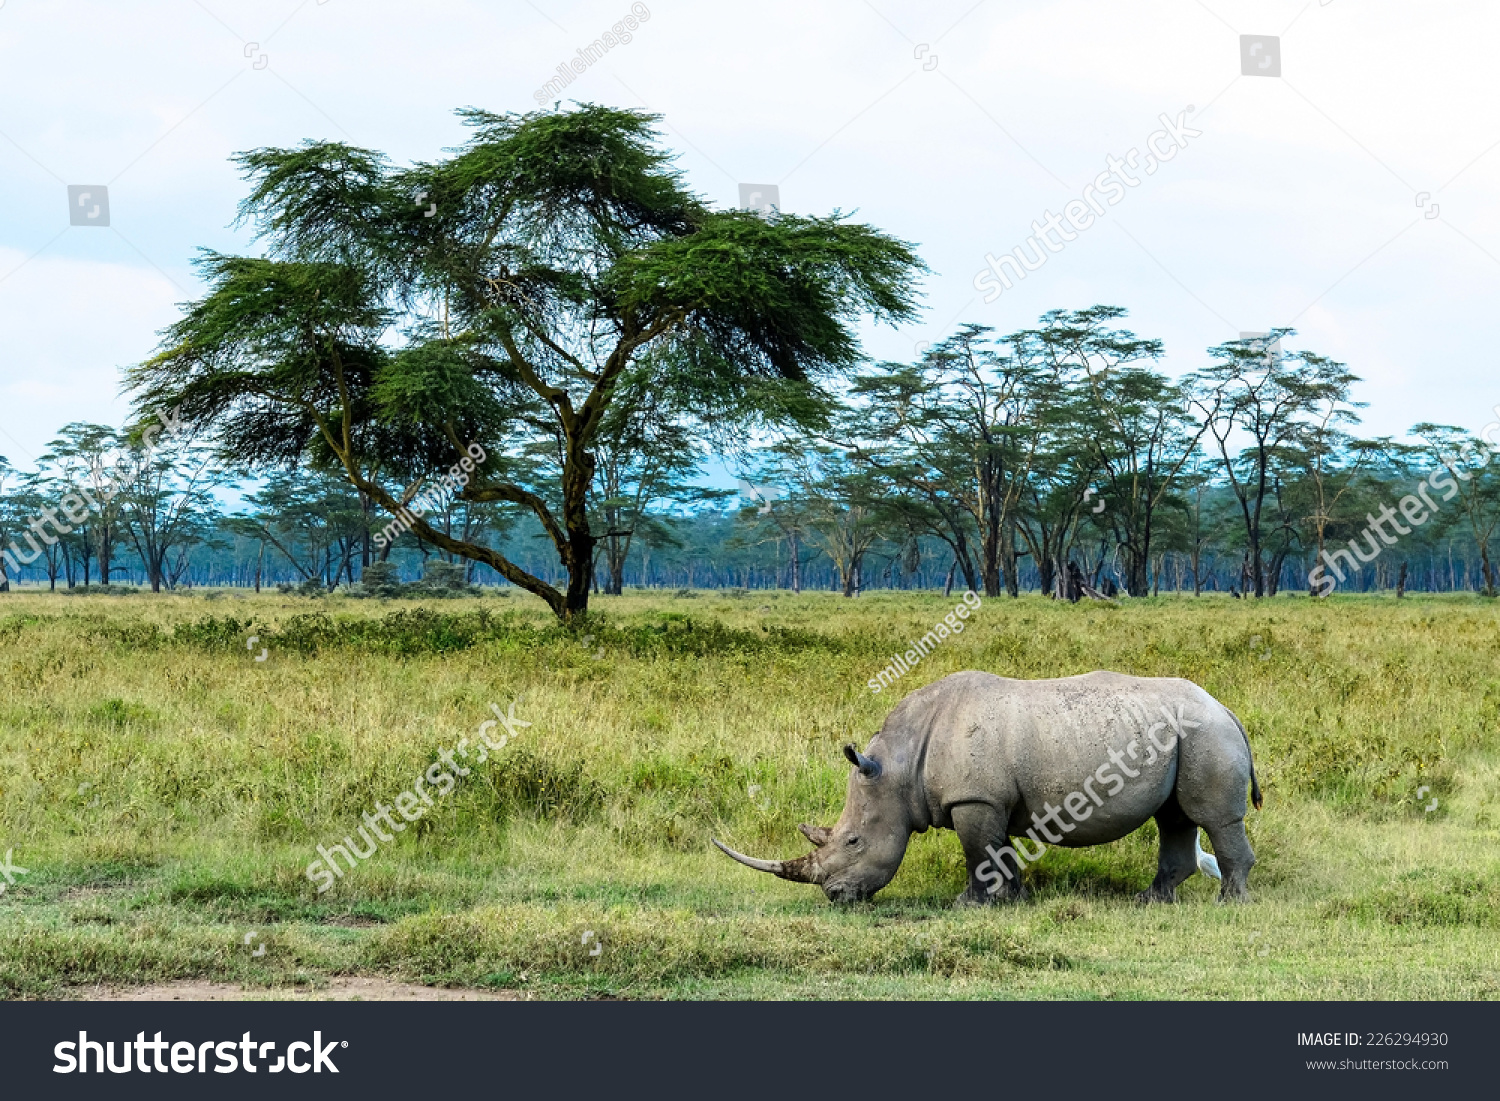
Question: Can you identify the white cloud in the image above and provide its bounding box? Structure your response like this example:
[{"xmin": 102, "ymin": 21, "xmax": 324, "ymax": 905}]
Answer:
[
  {"xmin": 0, "ymin": 247, "xmax": 179, "ymax": 463},
  {"xmin": 0, "ymin": 0, "xmax": 1496, "ymax": 460}
]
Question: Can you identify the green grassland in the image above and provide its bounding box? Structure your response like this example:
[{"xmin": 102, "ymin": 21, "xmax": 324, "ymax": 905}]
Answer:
[{"xmin": 1, "ymin": 587, "xmax": 1498, "ymax": 1000}]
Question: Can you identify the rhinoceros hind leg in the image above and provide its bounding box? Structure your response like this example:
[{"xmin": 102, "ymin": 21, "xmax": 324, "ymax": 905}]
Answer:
[
  {"xmin": 1138, "ymin": 797, "xmax": 1198, "ymax": 904},
  {"xmin": 1203, "ymin": 819, "xmax": 1255, "ymax": 903},
  {"xmin": 951, "ymin": 803, "xmax": 1026, "ymax": 906}
]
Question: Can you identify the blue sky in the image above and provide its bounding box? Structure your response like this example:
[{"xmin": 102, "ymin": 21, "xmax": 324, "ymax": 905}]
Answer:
[{"xmin": 2, "ymin": 0, "xmax": 1498, "ymax": 475}]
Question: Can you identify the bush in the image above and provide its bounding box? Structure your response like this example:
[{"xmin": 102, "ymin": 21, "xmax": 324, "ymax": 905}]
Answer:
[
  {"xmin": 277, "ymin": 578, "xmax": 329, "ymax": 597},
  {"xmin": 411, "ymin": 560, "xmax": 478, "ymax": 597},
  {"xmin": 351, "ymin": 560, "xmax": 478, "ymax": 599},
  {"xmin": 354, "ymin": 562, "xmax": 406, "ymax": 599}
]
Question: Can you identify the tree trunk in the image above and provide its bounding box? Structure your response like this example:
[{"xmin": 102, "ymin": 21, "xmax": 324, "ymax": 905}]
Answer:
[
  {"xmin": 979, "ymin": 485, "xmax": 1004, "ymax": 597},
  {"xmin": 1037, "ymin": 554, "xmax": 1057, "ymax": 600},
  {"xmin": 607, "ymin": 538, "xmax": 626, "ymax": 595},
  {"xmin": 980, "ymin": 522, "xmax": 1002, "ymax": 598},
  {"xmin": 841, "ymin": 557, "xmax": 858, "ymax": 597},
  {"xmin": 1266, "ymin": 548, "xmax": 1288, "ymax": 597},
  {"xmin": 561, "ymin": 531, "xmax": 596, "ymax": 617},
  {"xmin": 1065, "ymin": 561, "xmax": 1085, "ymax": 603},
  {"xmin": 1002, "ymin": 526, "xmax": 1020, "ymax": 598}
]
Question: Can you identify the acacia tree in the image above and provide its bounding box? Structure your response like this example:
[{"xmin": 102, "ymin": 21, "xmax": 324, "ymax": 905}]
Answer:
[
  {"xmin": 1412, "ymin": 424, "xmax": 1500, "ymax": 596},
  {"xmin": 1010, "ymin": 416, "xmax": 1098, "ymax": 599},
  {"xmin": 0, "ymin": 456, "xmax": 18, "ymax": 590},
  {"xmin": 113, "ymin": 432, "xmax": 227, "ymax": 592},
  {"xmin": 1017, "ymin": 306, "xmax": 1200, "ymax": 598},
  {"xmin": 841, "ymin": 324, "xmax": 1057, "ymax": 597},
  {"xmin": 1175, "ymin": 456, "xmax": 1219, "ymax": 595},
  {"xmin": 777, "ymin": 445, "xmax": 889, "ymax": 596},
  {"xmin": 128, "ymin": 104, "xmax": 924, "ymax": 622},
  {"xmin": 231, "ymin": 469, "xmax": 368, "ymax": 589},
  {"xmin": 586, "ymin": 363, "xmax": 701, "ymax": 595},
  {"xmin": 1281, "ymin": 358, "xmax": 1371, "ymax": 595},
  {"xmin": 1190, "ymin": 332, "xmax": 1356, "ymax": 597},
  {"xmin": 13, "ymin": 476, "xmax": 68, "ymax": 589},
  {"xmin": 38, "ymin": 423, "xmax": 128, "ymax": 586},
  {"xmin": 736, "ymin": 442, "xmax": 820, "ymax": 593}
]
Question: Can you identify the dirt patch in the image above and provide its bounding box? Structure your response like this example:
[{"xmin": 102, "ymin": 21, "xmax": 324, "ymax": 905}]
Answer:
[
  {"xmin": 66, "ymin": 977, "xmax": 526, "ymax": 1001},
  {"xmin": 58, "ymin": 886, "xmax": 126, "ymax": 902}
]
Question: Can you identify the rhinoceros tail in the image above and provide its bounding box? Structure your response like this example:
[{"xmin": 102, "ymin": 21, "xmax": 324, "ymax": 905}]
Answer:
[{"xmin": 1227, "ymin": 708, "xmax": 1264, "ymax": 810}]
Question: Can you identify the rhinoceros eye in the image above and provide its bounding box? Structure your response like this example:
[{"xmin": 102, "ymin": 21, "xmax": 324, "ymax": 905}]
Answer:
[{"xmin": 845, "ymin": 835, "xmax": 860, "ymax": 847}]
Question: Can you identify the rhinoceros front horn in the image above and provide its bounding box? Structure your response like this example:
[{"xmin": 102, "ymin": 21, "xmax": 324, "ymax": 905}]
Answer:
[{"xmin": 712, "ymin": 838, "xmax": 820, "ymax": 883}]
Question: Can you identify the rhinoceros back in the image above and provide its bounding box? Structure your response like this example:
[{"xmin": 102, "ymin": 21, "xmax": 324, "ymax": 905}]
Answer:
[{"xmin": 892, "ymin": 671, "xmax": 1231, "ymax": 843}]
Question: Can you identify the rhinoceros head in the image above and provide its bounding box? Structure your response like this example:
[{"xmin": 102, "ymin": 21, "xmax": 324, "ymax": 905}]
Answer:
[{"xmin": 713, "ymin": 743, "xmax": 913, "ymax": 902}]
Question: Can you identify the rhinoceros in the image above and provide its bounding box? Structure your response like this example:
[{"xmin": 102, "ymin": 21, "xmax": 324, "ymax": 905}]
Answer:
[{"xmin": 713, "ymin": 671, "xmax": 1262, "ymax": 904}]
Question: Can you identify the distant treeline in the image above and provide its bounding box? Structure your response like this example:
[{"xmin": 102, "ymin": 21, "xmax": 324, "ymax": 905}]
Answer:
[
  {"xmin": 2, "ymin": 487, "xmax": 1495, "ymax": 599},
  {"xmin": 5, "ymin": 310, "xmax": 1498, "ymax": 601}
]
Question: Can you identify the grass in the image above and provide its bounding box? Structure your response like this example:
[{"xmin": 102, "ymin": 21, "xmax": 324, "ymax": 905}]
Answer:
[{"xmin": 1, "ymin": 586, "xmax": 1498, "ymax": 999}]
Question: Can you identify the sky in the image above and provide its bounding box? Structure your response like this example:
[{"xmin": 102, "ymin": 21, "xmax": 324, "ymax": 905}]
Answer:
[{"xmin": 2, "ymin": 0, "xmax": 1498, "ymax": 474}]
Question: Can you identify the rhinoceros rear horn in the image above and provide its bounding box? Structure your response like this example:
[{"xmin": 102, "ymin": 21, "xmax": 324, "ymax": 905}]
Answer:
[
  {"xmin": 798, "ymin": 823, "xmax": 832, "ymax": 848},
  {"xmin": 843, "ymin": 743, "xmax": 882, "ymax": 779},
  {"xmin": 712, "ymin": 838, "xmax": 821, "ymax": 883}
]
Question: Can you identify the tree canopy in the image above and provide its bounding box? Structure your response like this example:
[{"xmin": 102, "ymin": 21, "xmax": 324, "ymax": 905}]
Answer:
[{"xmin": 127, "ymin": 103, "xmax": 926, "ymax": 620}]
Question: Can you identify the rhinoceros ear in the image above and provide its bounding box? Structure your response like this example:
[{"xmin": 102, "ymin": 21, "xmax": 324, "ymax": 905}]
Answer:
[
  {"xmin": 798, "ymin": 823, "xmax": 832, "ymax": 848},
  {"xmin": 843, "ymin": 743, "xmax": 882, "ymax": 779}
]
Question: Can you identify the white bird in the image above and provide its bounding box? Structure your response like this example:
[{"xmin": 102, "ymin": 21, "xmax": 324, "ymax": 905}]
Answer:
[{"xmin": 1195, "ymin": 833, "xmax": 1221, "ymax": 880}]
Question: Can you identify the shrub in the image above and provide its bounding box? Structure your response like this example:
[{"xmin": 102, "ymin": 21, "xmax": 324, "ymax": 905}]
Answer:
[
  {"xmin": 277, "ymin": 577, "xmax": 329, "ymax": 597},
  {"xmin": 354, "ymin": 562, "xmax": 406, "ymax": 599},
  {"xmin": 351, "ymin": 560, "xmax": 478, "ymax": 599},
  {"xmin": 411, "ymin": 560, "xmax": 478, "ymax": 597}
]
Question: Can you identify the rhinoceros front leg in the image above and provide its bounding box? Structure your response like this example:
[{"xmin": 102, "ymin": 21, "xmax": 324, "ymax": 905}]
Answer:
[{"xmin": 950, "ymin": 802, "xmax": 1026, "ymax": 906}]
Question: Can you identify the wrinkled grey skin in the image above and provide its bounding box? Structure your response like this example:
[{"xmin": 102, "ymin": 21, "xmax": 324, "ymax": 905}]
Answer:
[{"xmin": 714, "ymin": 671, "xmax": 1262, "ymax": 905}]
